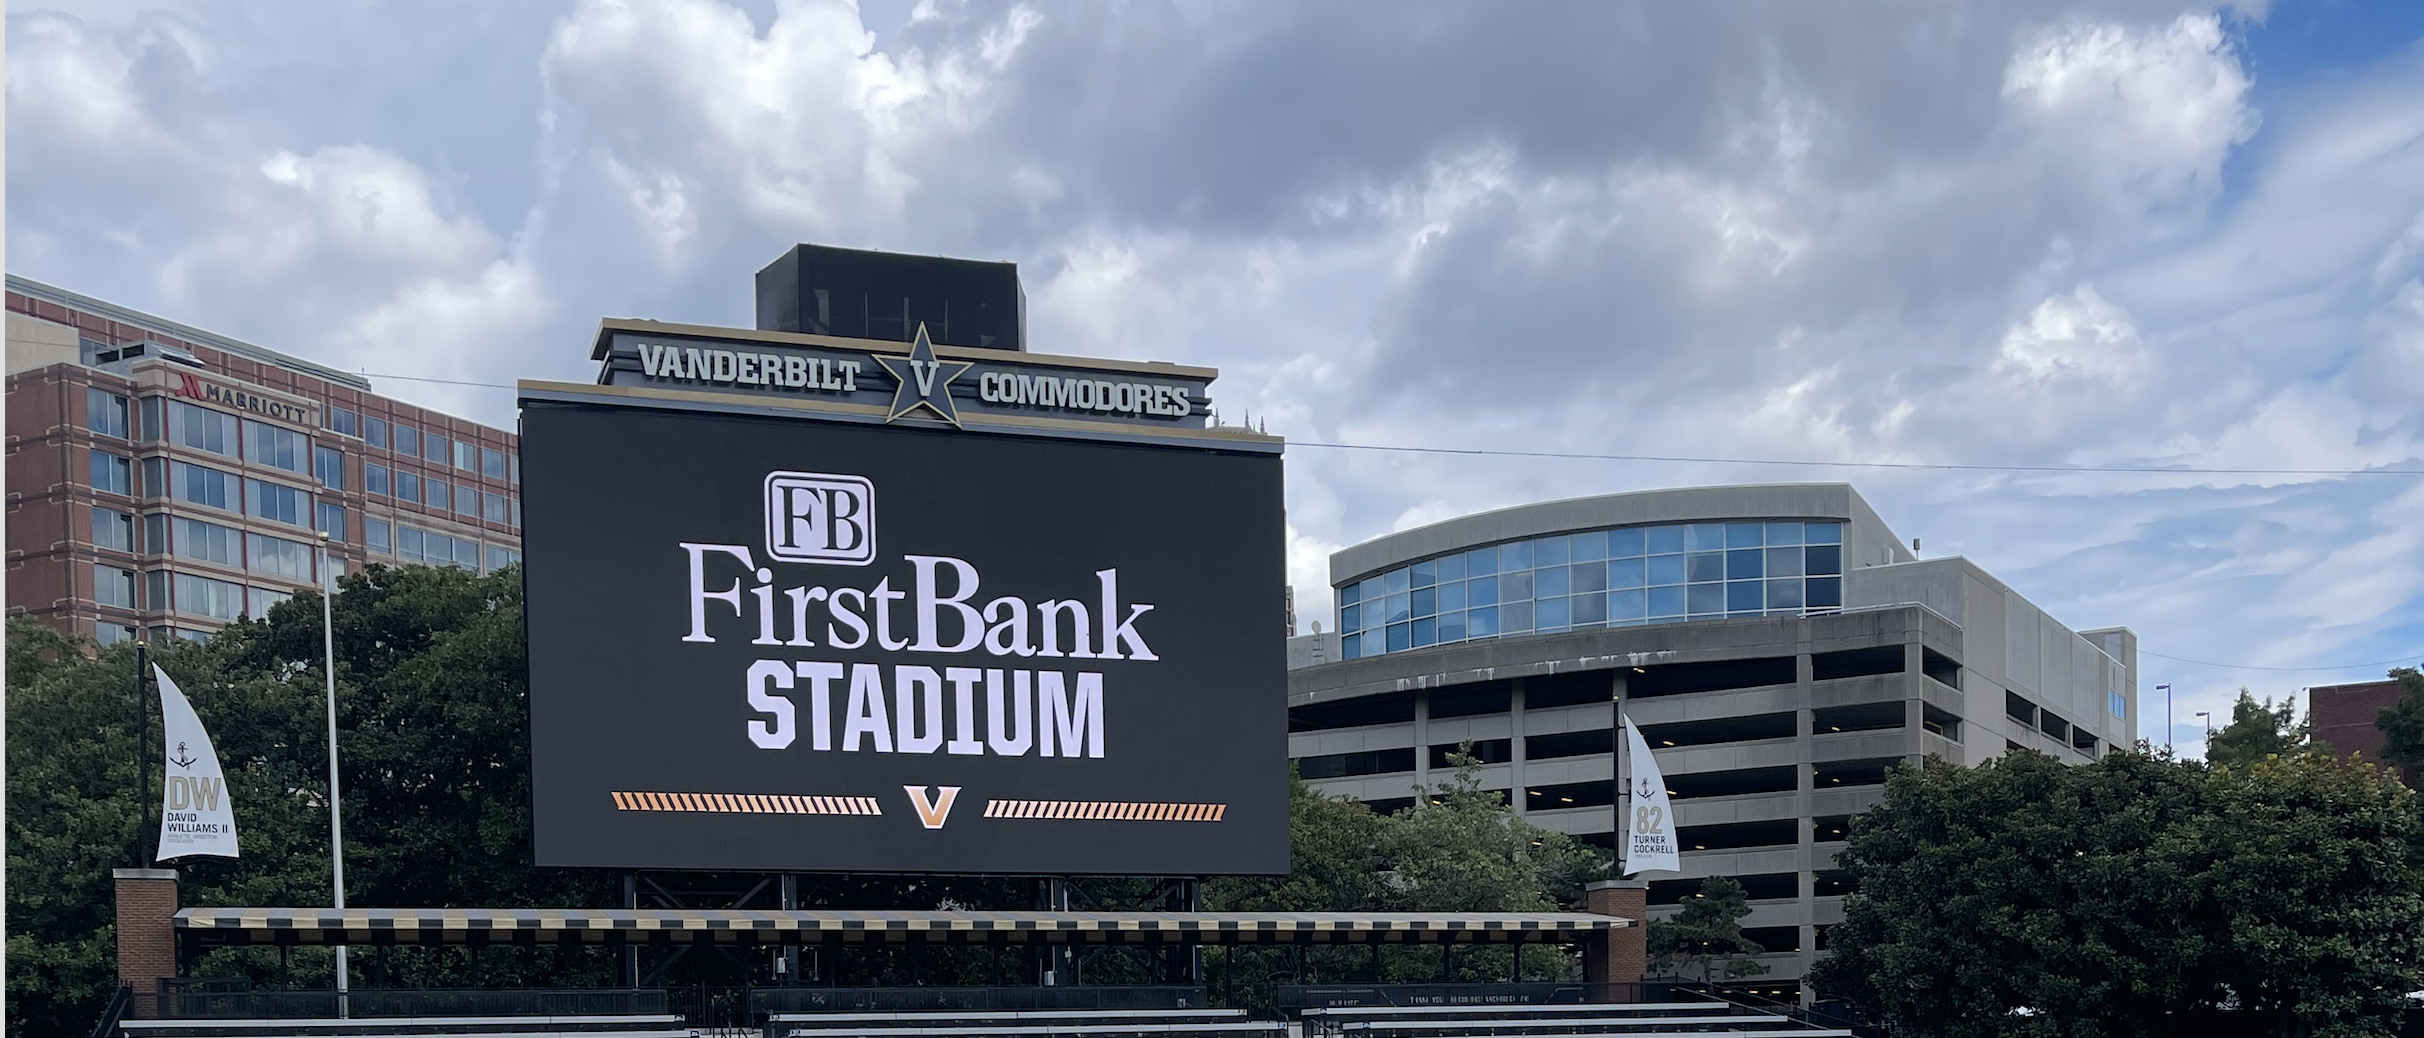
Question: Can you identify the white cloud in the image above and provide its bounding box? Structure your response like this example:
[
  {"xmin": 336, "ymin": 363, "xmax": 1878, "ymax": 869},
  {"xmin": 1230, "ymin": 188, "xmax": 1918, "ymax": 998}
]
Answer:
[{"xmin": 8, "ymin": 0, "xmax": 2422, "ymax": 725}]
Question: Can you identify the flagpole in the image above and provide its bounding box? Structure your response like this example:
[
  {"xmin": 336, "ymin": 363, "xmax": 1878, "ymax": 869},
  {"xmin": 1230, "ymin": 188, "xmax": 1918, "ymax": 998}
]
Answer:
[
  {"xmin": 2157, "ymin": 684, "xmax": 2172, "ymax": 754},
  {"xmin": 318, "ymin": 533, "xmax": 349, "ymax": 1017},
  {"xmin": 135, "ymin": 642, "xmax": 153, "ymax": 869}
]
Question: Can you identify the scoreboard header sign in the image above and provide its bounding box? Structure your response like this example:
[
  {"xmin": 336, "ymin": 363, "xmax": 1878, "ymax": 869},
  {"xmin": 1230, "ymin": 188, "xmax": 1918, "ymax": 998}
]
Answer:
[{"xmin": 521, "ymin": 326, "xmax": 1287, "ymax": 875}]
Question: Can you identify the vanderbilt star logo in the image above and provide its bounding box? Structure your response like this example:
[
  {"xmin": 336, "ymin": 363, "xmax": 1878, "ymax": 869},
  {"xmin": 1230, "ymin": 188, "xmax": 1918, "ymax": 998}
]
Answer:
[{"xmin": 874, "ymin": 324, "xmax": 974, "ymax": 427}]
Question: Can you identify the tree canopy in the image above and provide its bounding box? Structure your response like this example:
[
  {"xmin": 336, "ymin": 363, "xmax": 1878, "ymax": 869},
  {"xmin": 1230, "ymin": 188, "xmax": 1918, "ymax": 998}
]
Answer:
[
  {"xmin": 4, "ymin": 564, "xmax": 612, "ymax": 1038},
  {"xmin": 1645, "ymin": 876, "xmax": 1768, "ymax": 984},
  {"xmin": 2205, "ymin": 688, "xmax": 2310, "ymax": 770},
  {"xmin": 2377, "ymin": 667, "xmax": 2424, "ymax": 784},
  {"xmin": 1812, "ymin": 748, "xmax": 2424, "ymax": 1038}
]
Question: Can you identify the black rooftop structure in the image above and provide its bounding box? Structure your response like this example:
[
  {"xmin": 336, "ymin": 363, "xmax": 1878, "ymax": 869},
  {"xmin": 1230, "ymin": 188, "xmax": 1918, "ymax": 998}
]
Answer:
[{"xmin": 755, "ymin": 243, "xmax": 1027, "ymax": 352}]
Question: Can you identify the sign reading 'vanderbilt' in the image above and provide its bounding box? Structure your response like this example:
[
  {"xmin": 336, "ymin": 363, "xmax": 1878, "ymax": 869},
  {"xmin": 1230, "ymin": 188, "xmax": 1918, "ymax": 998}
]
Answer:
[{"xmin": 520, "ymin": 326, "xmax": 1286, "ymax": 875}]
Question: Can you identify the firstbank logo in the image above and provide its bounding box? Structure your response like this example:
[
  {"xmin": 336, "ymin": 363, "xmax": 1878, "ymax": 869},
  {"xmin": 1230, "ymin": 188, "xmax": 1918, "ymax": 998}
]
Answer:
[{"xmin": 765, "ymin": 472, "xmax": 876, "ymax": 565}]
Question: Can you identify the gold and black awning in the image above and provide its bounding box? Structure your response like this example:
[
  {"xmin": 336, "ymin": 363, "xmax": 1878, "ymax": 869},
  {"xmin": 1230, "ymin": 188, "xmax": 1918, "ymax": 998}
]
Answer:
[{"xmin": 175, "ymin": 908, "xmax": 1623, "ymax": 947}]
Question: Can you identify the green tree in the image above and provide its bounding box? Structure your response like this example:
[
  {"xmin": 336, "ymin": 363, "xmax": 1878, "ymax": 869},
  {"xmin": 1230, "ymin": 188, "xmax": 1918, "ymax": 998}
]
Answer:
[
  {"xmin": 1813, "ymin": 748, "xmax": 2424, "ymax": 1038},
  {"xmin": 4, "ymin": 564, "xmax": 615, "ymax": 1038},
  {"xmin": 2375, "ymin": 666, "xmax": 2424, "ymax": 784},
  {"xmin": 1645, "ymin": 876, "xmax": 1769, "ymax": 984},
  {"xmin": 2206, "ymin": 689, "xmax": 2309, "ymax": 770}
]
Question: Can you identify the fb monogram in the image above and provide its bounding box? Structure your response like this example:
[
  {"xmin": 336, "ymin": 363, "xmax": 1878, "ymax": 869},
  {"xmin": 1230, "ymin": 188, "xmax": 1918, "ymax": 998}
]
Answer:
[{"xmin": 764, "ymin": 472, "xmax": 876, "ymax": 565}]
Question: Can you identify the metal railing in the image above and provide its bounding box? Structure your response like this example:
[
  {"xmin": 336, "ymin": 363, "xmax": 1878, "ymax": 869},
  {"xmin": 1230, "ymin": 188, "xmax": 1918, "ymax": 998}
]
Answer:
[
  {"xmin": 1277, "ymin": 983, "xmax": 1646, "ymax": 1011},
  {"xmin": 752, "ymin": 985, "xmax": 1210, "ymax": 1016},
  {"xmin": 87, "ymin": 984, "xmax": 134, "ymax": 1038},
  {"xmin": 160, "ymin": 983, "xmax": 667, "ymax": 1019}
]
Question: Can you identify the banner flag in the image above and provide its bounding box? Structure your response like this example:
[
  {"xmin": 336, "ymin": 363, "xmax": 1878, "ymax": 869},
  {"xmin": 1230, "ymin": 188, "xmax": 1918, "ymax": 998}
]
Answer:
[
  {"xmin": 155, "ymin": 665, "xmax": 240, "ymax": 860},
  {"xmin": 1621, "ymin": 714, "xmax": 1678, "ymax": 876}
]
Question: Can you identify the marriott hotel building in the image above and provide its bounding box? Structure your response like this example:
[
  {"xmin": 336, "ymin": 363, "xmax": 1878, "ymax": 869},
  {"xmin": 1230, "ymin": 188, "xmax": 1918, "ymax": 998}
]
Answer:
[
  {"xmin": 5, "ymin": 276, "xmax": 524, "ymax": 645},
  {"xmin": 1285, "ymin": 484, "xmax": 2138, "ymax": 998}
]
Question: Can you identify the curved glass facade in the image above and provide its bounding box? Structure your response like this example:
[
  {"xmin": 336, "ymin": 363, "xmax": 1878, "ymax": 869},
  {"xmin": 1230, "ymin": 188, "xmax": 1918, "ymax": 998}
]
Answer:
[{"xmin": 1336, "ymin": 520, "xmax": 1846, "ymax": 661}]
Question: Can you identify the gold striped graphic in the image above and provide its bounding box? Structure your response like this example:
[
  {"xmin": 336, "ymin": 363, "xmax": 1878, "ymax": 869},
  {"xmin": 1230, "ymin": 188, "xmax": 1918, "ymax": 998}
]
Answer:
[
  {"xmin": 982, "ymin": 799, "xmax": 1227, "ymax": 822},
  {"xmin": 611, "ymin": 791, "xmax": 883, "ymax": 816}
]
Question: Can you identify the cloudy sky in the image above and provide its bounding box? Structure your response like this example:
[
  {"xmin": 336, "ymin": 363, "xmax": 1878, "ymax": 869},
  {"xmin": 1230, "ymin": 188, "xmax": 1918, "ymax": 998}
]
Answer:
[{"xmin": 10, "ymin": 0, "xmax": 2423, "ymax": 752}]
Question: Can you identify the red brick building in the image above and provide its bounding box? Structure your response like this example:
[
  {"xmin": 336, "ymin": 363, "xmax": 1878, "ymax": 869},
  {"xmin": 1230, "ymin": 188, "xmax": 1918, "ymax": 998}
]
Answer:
[
  {"xmin": 6, "ymin": 275, "xmax": 522, "ymax": 644},
  {"xmin": 2310, "ymin": 678, "xmax": 2406, "ymax": 771}
]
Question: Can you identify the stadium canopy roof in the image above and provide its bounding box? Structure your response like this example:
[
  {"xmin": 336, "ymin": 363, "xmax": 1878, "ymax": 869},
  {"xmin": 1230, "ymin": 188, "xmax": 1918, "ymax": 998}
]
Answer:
[{"xmin": 176, "ymin": 908, "xmax": 1623, "ymax": 948}]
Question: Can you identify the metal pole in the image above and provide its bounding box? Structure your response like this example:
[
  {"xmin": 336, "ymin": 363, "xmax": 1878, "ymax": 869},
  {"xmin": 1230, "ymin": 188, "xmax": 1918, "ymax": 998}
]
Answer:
[
  {"xmin": 135, "ymin": 643, "xmax": 153, "ymax": 868},
  {"xmin": 319, "ymin": 535, "xmax": 349, "ymax": 1017},
  {"xmin": 2158, "ymin": 684, "xmax": 2172, "ymax": 753}
]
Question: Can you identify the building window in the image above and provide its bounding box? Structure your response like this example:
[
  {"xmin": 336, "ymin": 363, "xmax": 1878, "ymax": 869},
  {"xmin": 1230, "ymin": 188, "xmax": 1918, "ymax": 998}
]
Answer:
[
  {"xmin": 315, "ymin": 446, "xmax": 346, "ymax": 491},
  {"xmin": 394, "ymin": 423, "xmax": 419, "ymax": 458},
  {"xmin": 248, "ymin": 532, "xmax": 313, "ymax": 581},
  {"xmin": 167, "ymin": 400, "xmax": 239, "ymax": 457},
  {"xmin": 454, "ymin": 484, "xmax": 480, "ymax": 519},
  {"xmin": 423, "ymin": 432, "xmax": 448, "ymax": 466},
  {"xmin": 172, "ymin": 573, "xmax": 245, "ymax": 620},
  {"xmin": 482, "ymin": 491, "xmax": 507, "ymax": 524},
  {"xmin": 395, "ymin": 471, "xmax": 420, "ymax": 504},
  {"xmin": 485, "ymin": 545, "xmax": 521, "ymax": 572},
  {"xmin": 246, "ymin": 478, "xmax": 311, "ymax": 527},
  {"xmin": 90, "ymin": 450, "xmax": 133, "ymax": 496},
  {"xmin": 317, "ymin": 502, "xmax": 347, "ymax": 542},
  {"xmin": 481, "ymin": 447, "xmax": 506, "ymax": 479},
  {"xmin": 454, "ymin": 439, "xmax": 476, "ymax": 472},
  {"xmin": 88, "ymin": 388, "xmax": 130, "ymax": 438},
  {"xmin": 364, "ymin": 416, "xmax": 390, "ymax": 450},
  {"xmin": 143, "ymin": 514, "xmax": 168, "ymax": 557},
  {"xmin": 94, "ymin": 565, "xmax": 137, "ymax": 608},
  {"xmin": 326, "ymin": 406, "xmax": 359, "ymax": 438},
  {"xmin": 365, "ymin": 462, "xmax": 389, "ymax": 496},
  {"xmin": 509, "ymin": 455, "xmax": 520, "ymax": 485},
  {"xmin": 138, "ymin": 396, "xmax": 164, "ymax": 441},
  {"xmin": 171, "ymin": 517, "xmax": 241, "ymax": 567},
  {"xmin": 92, "ymin": 508, "xmax": 135, "ymax": 552},
  {"xmin": 2108, "ymin": 690, "xmax": 2127, "ymax": 719},
  {"xmin": 510, "ymin": 499, "xmax": 520, "ymax": 528},
  {"xmin": 366, "ymin": 518, "xmax": 392, "ymax": 555},
  {"xmin": 425, "ymin": 478, "xmax": 449, "ymax": 512},
  {"xmin": 96, "ymin": 624, "xmax": 138, "ymax": 646},
  {"xmin": 246, "ymin": 586, "xmax": 293, "ymax": 618},
  {"xmin": 1336, "ymin": 520, "xmax": 1851, "ymax": 659},
  {"xmin": 145, "ymin": 570, "xmax": 169, "ymax": 611},
  {"xmin": 242, "ymin": 419, "xmax": 308, "ymax": 473},
  {"xmin": 396, "ymin": 524, "xmax": 477, "ymax": 570}
]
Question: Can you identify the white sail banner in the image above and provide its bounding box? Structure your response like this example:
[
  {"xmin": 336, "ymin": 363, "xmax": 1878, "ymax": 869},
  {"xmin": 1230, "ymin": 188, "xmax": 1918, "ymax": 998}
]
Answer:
[
  {"xmin": 156, "ymin": 665, "xmax": 240, "ymax": 860},
  {"xmin": 1621, "ymin": 715, "xmax": 1678, "ymax": 876}
]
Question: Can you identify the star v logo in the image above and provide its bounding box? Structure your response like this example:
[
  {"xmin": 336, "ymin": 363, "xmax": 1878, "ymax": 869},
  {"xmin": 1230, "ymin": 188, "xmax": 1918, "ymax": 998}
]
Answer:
[
  {"xmin": 875, "ymin": 324, "xmax": 974, "ymax": 427},
  {"xmin": 904, "ymin": 785, "xmax": 963, "ymax": 830}
]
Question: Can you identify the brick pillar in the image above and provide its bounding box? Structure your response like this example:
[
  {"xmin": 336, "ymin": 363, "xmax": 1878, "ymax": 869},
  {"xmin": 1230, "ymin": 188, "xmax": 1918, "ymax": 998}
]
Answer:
[
  {"xmin": 1583, "ymin": 879, "xmax": 1648, "ymax": 1000},
  {"xmin": 114, "ymin": 868, "xmax": 179, "ymax": 1018}
]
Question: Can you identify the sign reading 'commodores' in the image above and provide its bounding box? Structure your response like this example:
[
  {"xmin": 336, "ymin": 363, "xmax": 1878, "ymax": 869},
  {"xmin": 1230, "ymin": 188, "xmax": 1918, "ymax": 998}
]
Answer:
[{"xmin": 522, "ymin": 325, "xmax": 1286, "ymax": 875}]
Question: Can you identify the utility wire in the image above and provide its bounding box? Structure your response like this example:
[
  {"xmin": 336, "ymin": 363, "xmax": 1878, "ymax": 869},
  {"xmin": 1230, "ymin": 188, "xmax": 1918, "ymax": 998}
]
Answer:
[
  {"xmin": 2137, "ymin": 649, "xmax": 2424, "ymax": 674},
  {"xmin": 362, "ymin": 370, "xmax": 2421, "ymax": 479},
  {"xmin": 372, "ymin": 368, "xmax": 2420, "ymax": 676}
]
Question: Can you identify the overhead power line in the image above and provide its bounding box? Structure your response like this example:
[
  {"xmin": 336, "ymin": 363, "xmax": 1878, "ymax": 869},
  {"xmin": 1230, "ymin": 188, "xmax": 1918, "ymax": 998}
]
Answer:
[
  {"xmin": 2137, "ymin": 649, "xmax": 2424, "ymax": 674},
  {"xmin": 363, "ymin": 370, "xmax": 2419, "ymax": 479}
]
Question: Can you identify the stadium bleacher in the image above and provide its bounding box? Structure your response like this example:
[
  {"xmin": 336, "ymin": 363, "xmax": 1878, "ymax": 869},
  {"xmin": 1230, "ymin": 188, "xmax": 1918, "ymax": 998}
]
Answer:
[
  {"xmin": 1298, "ymin": 1000, "xmax": 1854, "ymax": 1037},
  {"xmin": 118, "ymin": 1015, "xmax": 694, "ymax": 1037},
  {"xmin": 766, "ymin": 1007, "xmax": 1283, "ymax": 1038}
]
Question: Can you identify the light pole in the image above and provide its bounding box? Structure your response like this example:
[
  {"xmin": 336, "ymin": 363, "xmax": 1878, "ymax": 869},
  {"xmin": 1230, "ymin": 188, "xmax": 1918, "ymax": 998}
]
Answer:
[
  {"xmin": 2194, "ymin": 710, "xmax": 2212, "ymax": 756},
  {"xmin": 317, "ymin": 532, "xmax": 349, "ymax": 1017},
  {"xmin": 2155, "ymin": 684, "xmax": 2172, "ymax": 754}
]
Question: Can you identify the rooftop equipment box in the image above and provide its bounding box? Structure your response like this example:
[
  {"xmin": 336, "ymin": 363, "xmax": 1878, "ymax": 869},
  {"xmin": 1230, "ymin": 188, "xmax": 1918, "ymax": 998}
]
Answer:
[{"xmin": 756, "ymin": 243, "xmax": 1027, "ymax": 352}]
